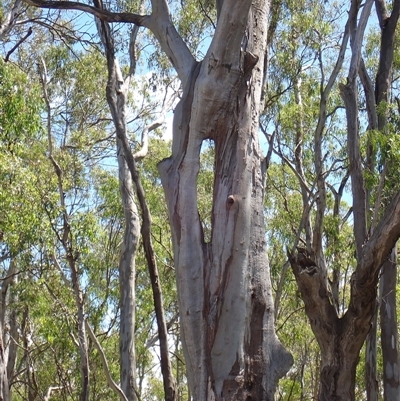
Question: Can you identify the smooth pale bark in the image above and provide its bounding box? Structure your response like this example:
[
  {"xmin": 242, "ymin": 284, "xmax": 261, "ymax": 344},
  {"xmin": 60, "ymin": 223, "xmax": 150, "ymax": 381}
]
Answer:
[
  {"xmin": 98, "ymin": 10, "xmax": 176, "ymax": 398},
  {"xmin": 112, "ymin": 83, "xmax": 177, "ymax": 401},
  {"xmin": 4, "ymin": 261, "xmax": 18, "ymax": 399},
  {"xmin": 117, "ymin": 137, "xmax": 138, "ymax": 401},
  {"xmin": 159, "ymin": 1, "xmax": 292, "ymax": 400},
  {"xmin": 0, "ymin": 260, "xmax": 15, "ymax": 401},
  {"xmin": 93, "ymin": 9, "xmax": 139, "ymax": 399},
  {"xmin": 380, "ymin": 247, "xmax": 400, "ymax": 400},
  {"xmin": 68, "ymin": 257, "xmax": 89, "ymax": 401}
]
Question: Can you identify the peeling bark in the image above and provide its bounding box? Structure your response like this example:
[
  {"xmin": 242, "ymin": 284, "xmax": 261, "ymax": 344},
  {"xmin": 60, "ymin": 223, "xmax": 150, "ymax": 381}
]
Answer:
[{"xmin": 26, "ymin": 0, "xmax": 294, "ymax": 398}]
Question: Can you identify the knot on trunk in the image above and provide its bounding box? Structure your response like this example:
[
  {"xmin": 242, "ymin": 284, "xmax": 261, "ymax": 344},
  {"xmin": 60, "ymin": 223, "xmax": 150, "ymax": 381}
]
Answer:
[{"xmin": 226, "ymin": 195, "xmax": 236, "ymax": 206}]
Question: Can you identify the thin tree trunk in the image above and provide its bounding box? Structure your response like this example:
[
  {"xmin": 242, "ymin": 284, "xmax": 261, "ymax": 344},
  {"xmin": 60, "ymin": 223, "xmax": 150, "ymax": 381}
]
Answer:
[
  {"xmin": 380, "ymin": 246, "xmax": 400, "ymax": 400},
  {"xmin": 0, "ymin": 259, "xmax": 18, "ymax": 401},
  {"xmin": 365, "ymin": 308, "xmax": 379, "ymax": 401},
  {"xmin": 0, "ymin": 320, "xmax": 9, "ymax": 401},
  {"xmin": 92, "ymin": 9, "xmax": 139, "ymax": 399},
  {"xmin": 371, "ymin": 3, "xmax": 400, "ymax": 400},
  {"xmin": 129, "ymin": 159, "xmax": 177, "ymax": 401},
  {"xmin": 98, "ymin": 11, "xmax": 176, "ymax": 398},
  {"xmin": 40, "ymin": 60, "xmax": 90, "ymax": 401},
  {"xmin": 117, "ymin": 136, "xmax": 139, "ymax": 401}
]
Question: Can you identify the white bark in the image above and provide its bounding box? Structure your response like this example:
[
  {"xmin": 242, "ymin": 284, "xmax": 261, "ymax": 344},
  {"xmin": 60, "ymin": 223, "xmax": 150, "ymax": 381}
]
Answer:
[{"xmin": 100, "ymin": 25, "xmax": 139, "ymax": 400}]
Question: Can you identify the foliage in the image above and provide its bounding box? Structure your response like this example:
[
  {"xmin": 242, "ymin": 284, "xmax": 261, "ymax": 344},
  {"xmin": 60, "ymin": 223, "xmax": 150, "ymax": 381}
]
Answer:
[{"xmin": 1, "ymin": 0, "xmax": 400, "ymax": 400}]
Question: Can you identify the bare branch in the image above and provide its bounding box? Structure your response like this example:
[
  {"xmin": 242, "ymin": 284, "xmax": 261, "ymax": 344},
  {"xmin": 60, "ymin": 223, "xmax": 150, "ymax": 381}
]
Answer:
[
  {"xmin": 145, "ymin": 312, "xmax": 179, "ymax": 349},
  {"xmin": 146, "ymin": 3, "xmax": 195, "ymax": 85},
  {"xmin": 133, "ymin": 92, "xmax": 175, "ymax": 160},
  {"xmin": 43, "ymin": 386, "xmax": 64, "ymax": 401},
  {"xmin": 85, "ymin": 320, "xmax": 131, "ymax": 401},
  {"xmin": 0, "ymin": 0, "xmax": 23, "ymax": 39},
  {"xmin": 360, "ymin": 190, "xmax": 400, "ymax": 274},
  {"xmin": 26, "ymin": 0, "xmax": 196, "ymax": 84},
  {"xmin": 24, "ymin": 0, "xmax": 148, "ymax": 24},
  {"xmin": 348, "ymin": 0, "xmax": 374, "ymax": 83},
  {"xmin": 4, "ymin": 27, "xmax": 32, "ymax": 62}
]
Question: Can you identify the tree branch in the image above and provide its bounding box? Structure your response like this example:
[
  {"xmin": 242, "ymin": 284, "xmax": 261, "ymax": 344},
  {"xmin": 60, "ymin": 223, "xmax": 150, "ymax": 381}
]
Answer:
[
  {"xmin": 84, "ymin": 320, "xmax": 131, "ymax": 401},
  {"xmin": 4, "ymin": 26, "xmax": 32, "ymax": 62},
  {"xmin": 146, "ymin": 0, "xmax": 195, "ymax": 85},
  {"xmin": 358, "ymin": 190, "xmax": 400, "ymax": 280},
  {"xmin": 24, "ymin": 0, "xmax": 148, "ymax": 24},
  {"xmin": 0, "ymin": 0, "xmax": 23, "ymax": 39}
]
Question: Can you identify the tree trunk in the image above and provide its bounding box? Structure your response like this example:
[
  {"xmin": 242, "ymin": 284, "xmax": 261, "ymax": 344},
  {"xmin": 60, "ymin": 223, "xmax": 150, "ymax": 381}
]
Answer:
[
  {"xmin": 0, "ymin": 332, "xmax": 9, "ymax": 401},
  {"xmin": 159, "ymin": 2, "xmax": 292, "ymax": 400},
  {"xmin": 289, "ymin": 249, "xmax": 376, "ymax": 401},
  {"xmin": 93, "ymin": 10, "xmax": 140, "ymax": 399},
  {"xmin": 289, "ymin": 188, "xmax": 400, "ymax": 401},
  {"xmin": 380, "ymin": 246, "xmax": 400, "ymax": 401},
  {"xmin": 365, "ymin": 308, "xmax": 379, "ymax": 401},
  {"xmin": 67, "ymin": 256, "xmax": 90, "ymax": 401},
  {"xmin": 0, "ymin": 259, "xmax": 18, "ymax": 401},
  {"xmin": 117, "ymin": 137, "xmax": 139, "ymax": 401}
]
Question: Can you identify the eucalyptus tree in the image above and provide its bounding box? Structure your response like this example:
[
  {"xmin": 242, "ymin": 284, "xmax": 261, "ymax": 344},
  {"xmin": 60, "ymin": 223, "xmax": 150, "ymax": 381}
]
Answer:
[
  {"xmin": 367, "ymin": 2, "xmax": 400, "ymax": 399},
  {"xmin": 93, "ymin": 6, "xmax": 177, "ymax": 399},
  {"xmin": 22, "ymin": 0, "xmax": 294, "ymax": 399},
  {"xmin": 263, "ymin": 0, "xmax": 400, "ymax": 399},
  {"xmin": 0, "ymin": 57, "xmax": 46, "ymax": 401}
]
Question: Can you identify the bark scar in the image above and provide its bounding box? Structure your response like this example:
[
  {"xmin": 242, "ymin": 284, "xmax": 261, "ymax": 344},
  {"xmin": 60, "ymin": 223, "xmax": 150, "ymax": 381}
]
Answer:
[{"xmin": 227, "ymin": 195, "xmax": 235, "ymax": 205}]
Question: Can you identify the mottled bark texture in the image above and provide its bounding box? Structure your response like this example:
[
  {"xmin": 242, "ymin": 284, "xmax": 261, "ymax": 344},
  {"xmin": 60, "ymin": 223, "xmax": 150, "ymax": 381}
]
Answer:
[
  {"xmin": 104, "ymin": 49, "xmax": 138, "ymax": 401},
  {"xmin": 23, "ymin": 0, "xmax": 293, "ymax": 398},
  {"xmin": 159, "ymin": 1, "xmax": 292, "ymax": 400}
]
